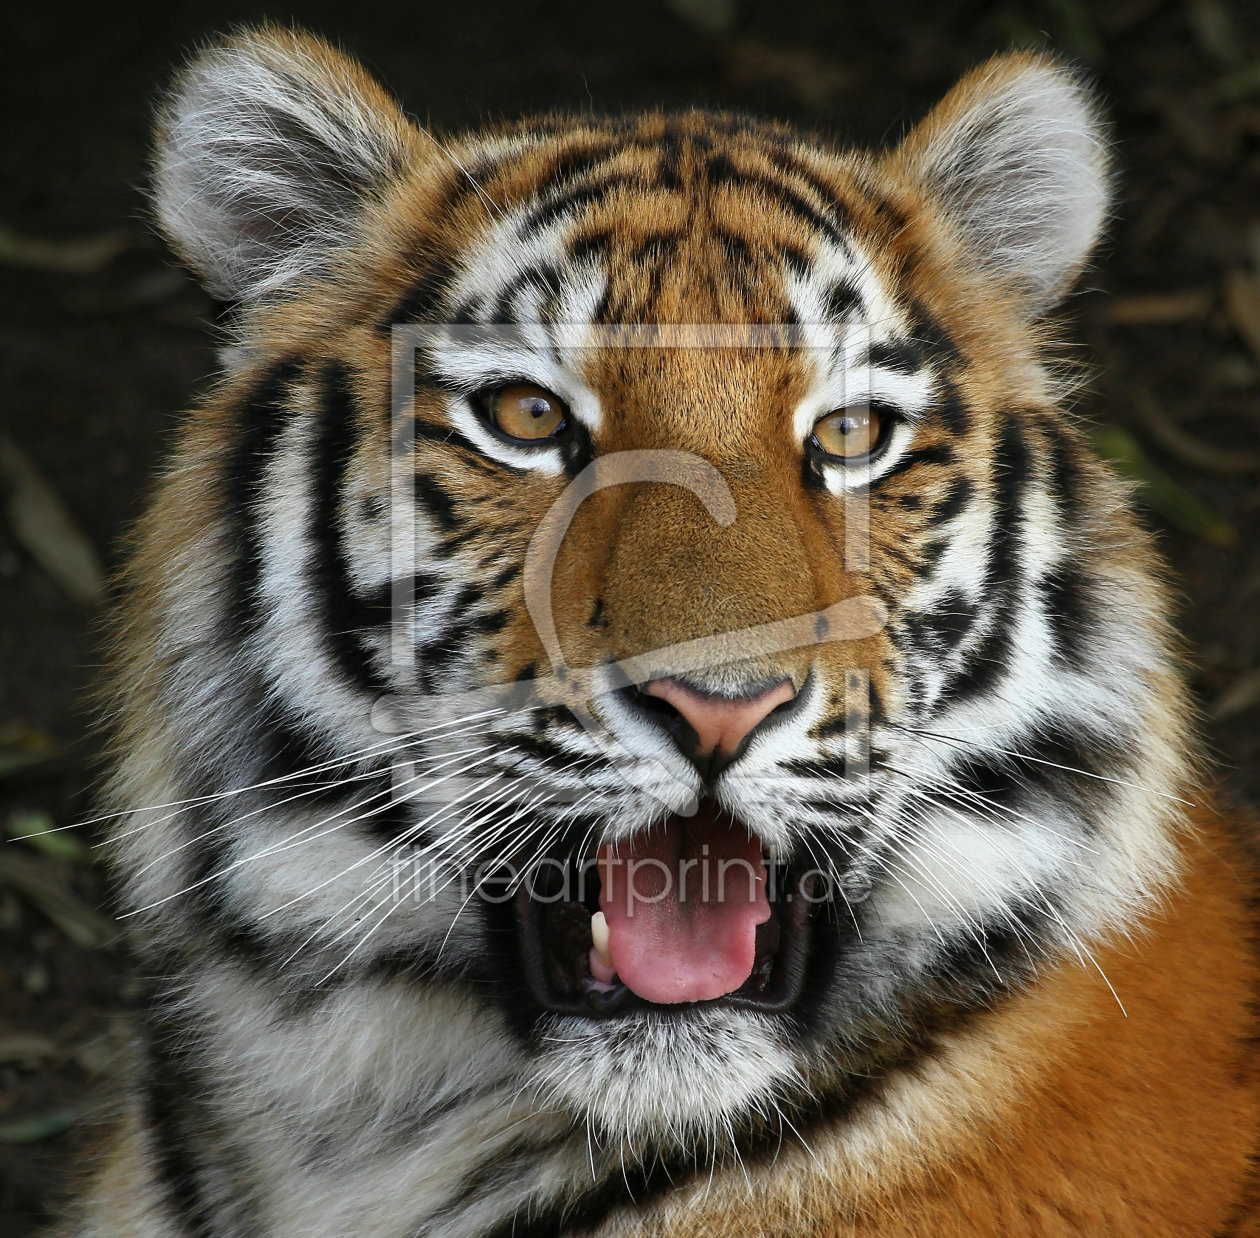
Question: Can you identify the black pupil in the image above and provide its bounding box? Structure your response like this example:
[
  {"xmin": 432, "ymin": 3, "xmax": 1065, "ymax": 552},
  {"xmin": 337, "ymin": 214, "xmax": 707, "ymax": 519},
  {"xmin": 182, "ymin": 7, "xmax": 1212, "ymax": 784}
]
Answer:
[{"xmin": 524, "ymin": 397, "xmax": 550, "ymax": 421}]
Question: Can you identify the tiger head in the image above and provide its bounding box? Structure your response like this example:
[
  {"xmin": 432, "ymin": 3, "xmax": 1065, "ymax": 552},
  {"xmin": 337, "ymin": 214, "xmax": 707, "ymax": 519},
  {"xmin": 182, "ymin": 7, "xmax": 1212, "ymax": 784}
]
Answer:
[{"xmin": 118, "ymin": 26, "xmax": 1190, "ymax": 1157}]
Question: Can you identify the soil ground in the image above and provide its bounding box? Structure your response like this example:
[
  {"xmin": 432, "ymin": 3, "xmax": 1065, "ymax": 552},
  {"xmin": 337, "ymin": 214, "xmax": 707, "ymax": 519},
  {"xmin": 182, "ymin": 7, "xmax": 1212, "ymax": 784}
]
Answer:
[{"xmin": 1, "ymin": 0, "xmax": 1258, "ymax": 1232}]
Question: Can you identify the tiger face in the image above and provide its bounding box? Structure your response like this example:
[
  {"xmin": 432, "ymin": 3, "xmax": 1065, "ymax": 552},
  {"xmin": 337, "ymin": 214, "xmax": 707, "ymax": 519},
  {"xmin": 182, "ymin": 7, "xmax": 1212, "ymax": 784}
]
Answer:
[{"xmin": 117, "ymin": 26, "xmax": 1188, "ymax": 1180}]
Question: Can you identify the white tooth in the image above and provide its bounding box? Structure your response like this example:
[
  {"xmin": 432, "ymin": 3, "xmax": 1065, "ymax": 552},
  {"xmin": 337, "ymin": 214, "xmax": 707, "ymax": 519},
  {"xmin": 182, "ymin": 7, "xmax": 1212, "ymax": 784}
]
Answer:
[{"xmin": 591, "ymin": 911, "xmax": 613, "ymax": 968}]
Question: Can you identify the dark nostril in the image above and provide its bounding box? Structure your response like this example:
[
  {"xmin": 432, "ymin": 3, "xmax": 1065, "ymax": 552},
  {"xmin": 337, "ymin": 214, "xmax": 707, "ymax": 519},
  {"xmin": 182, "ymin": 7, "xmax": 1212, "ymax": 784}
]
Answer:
[{"xmin": 631, "ymin": 676, "xmax": 797, "ymax": 780}]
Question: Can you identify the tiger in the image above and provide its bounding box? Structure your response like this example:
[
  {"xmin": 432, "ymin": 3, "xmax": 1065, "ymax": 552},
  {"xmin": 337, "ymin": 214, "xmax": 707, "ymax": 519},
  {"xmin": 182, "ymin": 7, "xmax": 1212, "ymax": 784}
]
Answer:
[{"xmin": 56, "ymin": 23, "xmax": 1260, "ymax": 1238}]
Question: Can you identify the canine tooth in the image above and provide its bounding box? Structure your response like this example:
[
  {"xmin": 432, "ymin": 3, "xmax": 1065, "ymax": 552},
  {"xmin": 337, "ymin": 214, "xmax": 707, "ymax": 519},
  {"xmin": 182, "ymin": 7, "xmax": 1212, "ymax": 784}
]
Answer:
[{"xmin": 591, "ymin": 911, "xmax": 613, "ymax": 968}]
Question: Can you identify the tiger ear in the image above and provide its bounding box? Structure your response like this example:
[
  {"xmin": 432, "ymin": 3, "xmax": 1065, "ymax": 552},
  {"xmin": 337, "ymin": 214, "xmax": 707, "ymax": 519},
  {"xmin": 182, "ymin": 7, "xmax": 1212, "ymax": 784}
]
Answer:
[
  {"xmin": 152, "ymin": 25, "xmax": 418, "ymax": 303},
  {"xmin": 889, "ymin": 52, "xmax": 1110, "ymax": 317}
]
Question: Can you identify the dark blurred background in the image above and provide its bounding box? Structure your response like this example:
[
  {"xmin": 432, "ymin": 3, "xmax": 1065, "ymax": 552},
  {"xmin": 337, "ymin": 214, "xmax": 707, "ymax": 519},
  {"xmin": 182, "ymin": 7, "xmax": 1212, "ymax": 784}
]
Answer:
[{"xmin": 1, "ymin": 0, "xmax": 1258, "ymax": 1230}]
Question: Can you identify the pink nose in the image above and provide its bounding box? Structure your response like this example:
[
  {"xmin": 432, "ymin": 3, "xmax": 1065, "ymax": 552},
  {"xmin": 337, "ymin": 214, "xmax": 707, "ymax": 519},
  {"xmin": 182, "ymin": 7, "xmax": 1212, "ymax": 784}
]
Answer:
[{"xmin": 643, "ymin": 677, "xmax": 797, "ymax": 760}]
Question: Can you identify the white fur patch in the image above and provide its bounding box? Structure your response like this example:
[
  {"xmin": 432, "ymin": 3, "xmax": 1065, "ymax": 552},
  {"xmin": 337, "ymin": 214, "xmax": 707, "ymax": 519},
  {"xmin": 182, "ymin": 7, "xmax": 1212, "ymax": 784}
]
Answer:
[
  {"xmin": 153, "ymin": 29, "xmax": 413, "ymax": 301},
  {"xmin": 897, "ymin": 57, "xmax": 1109, "ymax": 314}
]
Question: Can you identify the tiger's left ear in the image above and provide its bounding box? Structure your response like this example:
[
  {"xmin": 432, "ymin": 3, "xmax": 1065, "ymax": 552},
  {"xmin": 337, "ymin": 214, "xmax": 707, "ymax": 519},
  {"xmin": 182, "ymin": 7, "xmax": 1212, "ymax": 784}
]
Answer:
[{"xmin": 888, "ymin": 52, "xmax": 1110, "ymax": 317}]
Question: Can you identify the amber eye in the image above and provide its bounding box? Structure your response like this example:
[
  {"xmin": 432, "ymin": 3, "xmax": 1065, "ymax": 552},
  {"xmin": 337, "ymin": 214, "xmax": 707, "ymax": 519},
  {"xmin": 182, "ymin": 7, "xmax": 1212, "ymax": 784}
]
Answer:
[
  {"xmin": 811, "ymin": 406, "xmax": 883, "ymax": 461},
  {"xmin": 482, "ymin": 383, "xmax": 568, "ymax": 442}
]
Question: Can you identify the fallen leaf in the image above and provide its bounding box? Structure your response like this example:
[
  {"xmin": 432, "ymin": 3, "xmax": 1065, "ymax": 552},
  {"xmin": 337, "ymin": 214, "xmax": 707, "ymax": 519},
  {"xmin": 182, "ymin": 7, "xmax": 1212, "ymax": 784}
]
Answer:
[
  {"xmin": 1129, "ymin": 388, "xmax": 1260, "ymax": 474},
  {"xmin": 1090, "ymin": 426, "xmax": 1237, "ymax": 547},
  {"xmin": 0, "ymin": 434, "xmax": 105, "ymax": 605},
  {"xmin": 0, "ymin": 726, "xmax": 58, "ymax": 779},
  {"xmin": 0, "ymin": 1107, "xmax": 83, "ymax": 1143},
  {"xmin": 664, "ymin": 0, "xmax": 736, "ymax": 37},
  {"xmin": 1102, "ymin": 289, "xmax": 1213, "ymax": 325},
  {"xmin": 8, "ymin": 810, "xmax": 95, "ymax": 865},
  {"xmin": 1225, "ymin": 269, "xmax": 1260, "ymax": 362},
  {"xmin": 0, "ymin": 851, "xmax": 116, "ymax": 948},
  {"xmin": 1212, "ymin": 670, "xmax": 1260, "ymax": 720},
  {"xmin": 0, "ymin": 1034, "xmax": 58, "ymax": 1066},
  {"xmin": 1187, "ymin": 0, "xmax": 1237, "ymax": 64},
  {"xmin": 73, "ymin": 1031, "xmax": 128, "ymax": 1077},
  {"xmin": 68, "ymin": 265, "xmax": 193, "ymax": 314},
  {"xmin": 0, "ymin": 224, "xmax": 124, "ymax": 275},
  {"xmin": 1215, "ymin": 59, "xmax": 1260, "ymax": 102}
]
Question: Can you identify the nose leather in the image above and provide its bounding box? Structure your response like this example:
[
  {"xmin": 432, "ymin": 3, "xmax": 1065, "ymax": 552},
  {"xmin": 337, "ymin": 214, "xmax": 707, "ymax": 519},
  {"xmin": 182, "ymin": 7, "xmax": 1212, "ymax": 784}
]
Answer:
[{"xmin": 643, "ymin": 677, "xmax": 797, "ymax": 763}]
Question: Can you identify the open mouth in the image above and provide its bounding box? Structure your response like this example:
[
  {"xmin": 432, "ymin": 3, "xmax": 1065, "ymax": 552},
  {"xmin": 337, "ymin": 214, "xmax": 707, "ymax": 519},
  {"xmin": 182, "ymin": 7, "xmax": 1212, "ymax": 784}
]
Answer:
[{"xmin": 515, "ymin": 799, "xmax": 813, "ymax": 1018}]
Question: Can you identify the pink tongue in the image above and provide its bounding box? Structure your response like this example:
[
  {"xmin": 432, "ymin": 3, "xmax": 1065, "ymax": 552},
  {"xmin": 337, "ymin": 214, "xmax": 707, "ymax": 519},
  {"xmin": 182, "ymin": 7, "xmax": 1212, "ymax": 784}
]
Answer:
[{"xmin": 598, "ymin": 805, "xmax": 771, "ymax": 1005}]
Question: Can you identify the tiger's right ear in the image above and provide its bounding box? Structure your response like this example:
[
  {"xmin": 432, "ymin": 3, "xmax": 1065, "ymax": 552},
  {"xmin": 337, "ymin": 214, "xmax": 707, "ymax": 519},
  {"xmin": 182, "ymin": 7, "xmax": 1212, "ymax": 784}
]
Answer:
[
  {"xmin": 152, "ymin": 25, "xmax": 418, "ymax": 303},
  {"xmin": 887, "ymin": 52, "xmax": 1109, "ymax": 318}
]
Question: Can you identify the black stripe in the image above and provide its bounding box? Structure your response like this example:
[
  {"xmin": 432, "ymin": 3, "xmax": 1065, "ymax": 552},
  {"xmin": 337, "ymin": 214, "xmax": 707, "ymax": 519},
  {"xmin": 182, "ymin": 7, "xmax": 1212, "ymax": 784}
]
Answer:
[
  {"xmin": 206, "ymin": 361, "xmax": 366, "ymax": 820},
  {"xmin": 780, "ymin": 241, "xmax": 811, "ymax": 275},
  {"xmin": 1038, "ymin": 565, "xmax": 1095, "ymax": 671},
  {"xmin": 413, "ymin": 415, "xmax": 483, "ymax": 458},
  {"xmin": 1043, "ymin": 418, "xmax": 1086, "ymax": 534},
  {"xmin": 918, "ymin": 535, "xmax": 950, "ymax": 575},
  {"xmin": 382, "ymin": 163, "xmax": 499, "ymax": 329},
  {"xmin": 491, "ymin": 563, "xmax": 521, "ymax": 592},
  {"xmin": 934, "ymin": 377, "xmax": 970, "ymax": 435},
  {"xmin": 925, "ymin": 477, "xmax": 972, "ymax": 527},
  {"xmin": 416, "ymin": 588, "xmax": 506, "ymax": 680},
  {"xmin": 657, "ymin": 124, "xmax": 684, "ymax": 191},
  {"xmin": 881, "ymin": 442, "xmax": 955, "ymax": 479},
  {"xmin": 759, "ymin": 144, "xmax": 860, "ymax": 232},
  {"xmin": 1037, "ymin": 418, "xmax": 1095, "ymax": 670},
  {"xmin": 140, "ymin": 1009, "xmax": 218, "ymax": 1238},
  {"xmin": 478, "ymin": 1159, "xmax": 679, "ymax": 1238},
  {"xmin": 935, "ymin": 418, "xmax": 1029, "ymax": 706},
  {"xmin": 813, "ymin": 675, "xmax": 885, "ymax": 740},
  {"xmin": 568, "ymin": 228, "xmax": 614, "ymax": 264},
  {"xmin": 518, "ymin": 172, "xmax": 643, "ymax": 236},
  {"xmin": 239, "ymin": 692, "xmax": 340, "ymax": 792},
  {"xmin": 706, "ymin": 155, "xmax": 850, "ymax": 248},
  {"xmin": 530, "ymin": 703, "xmax": 585, "ymax": 736},
  {"xmin": 423, "ymin": 1138, "xmax": 560, "ymax": 1232},
  {"xmin": 436, "ymin": 521, "xmax": 488, "ymax": 559},
  {"xmin": 220, "ymin": 361, "xmax": 303, "ymax": 644},
  {"xmin": 490, "ymin": 263, "xmax": 563, "ymax": 325},
  {"xmin": 537, "ymin": 141, "xmax": 622, "ymax": 195},
  {"xmin": 826, "ymin": 281, "xmax": 862, "ymax": 321},
  {"xmin": 365, "ymin": 939, "xmax": 454, "ymax": 986},
  {"xmin": 387, "ymin": 255, "xmax": 460, "ymax": 327},
  {"xmin": 635, "ymin": 231, "xmax": 683, "ymax": 264},
  {"xmin": 715, "ymin": 227, "xmax": 753, "ymax": 268},
  {"xmin": 986, "ymin": 417, "xmax": 1031, "ymax": 594},
  {"xmin": 500, "ymin": 728, "xmax": 573, "ymax": 769},
  {"xmin": 366, "ymin": 572, "xmax": 444, "ymax": 615},
  {"xmin": 904, "ymin": 587, "xmax": 979, "ymax": 658},
  {"xmin": 926, "ymin": 896, "xmax": 1047, "ymax": 999},
  {"xmin": 944, "ymin": 722, "xmax": 1117, "ymax": 822},
  {"xmin": 416, "ymin": 475, "xmax": 461, "ymax": 534},
  {"xmin": 867, "ymin": 340, "xmax": 920, "ymax": 374},
  {"xmin": 309, "ymin": 364, "xmax": 391, "ymax": 696},
  {"xmin": 906, "ymin": 302, "xmax": 963, "ymax": 371}
]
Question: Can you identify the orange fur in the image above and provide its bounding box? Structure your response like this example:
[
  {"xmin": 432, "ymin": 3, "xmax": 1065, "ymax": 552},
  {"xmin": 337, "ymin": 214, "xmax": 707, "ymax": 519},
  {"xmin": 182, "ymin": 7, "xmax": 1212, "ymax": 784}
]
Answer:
[{"xmin": 64, "ymin": 29, "xmax": 1260, "ymax": 1237}]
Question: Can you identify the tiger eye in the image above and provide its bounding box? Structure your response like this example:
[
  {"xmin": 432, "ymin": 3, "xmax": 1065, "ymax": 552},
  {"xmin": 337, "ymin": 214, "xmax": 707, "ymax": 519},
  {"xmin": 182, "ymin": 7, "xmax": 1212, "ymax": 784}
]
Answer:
[
  {"xmin": 811, "ymin": 407, "xmax": 881, "ymax": 461},
  {"xmin": 487, "ymin": 384, "xmax": 567, "ymax": 442}
]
